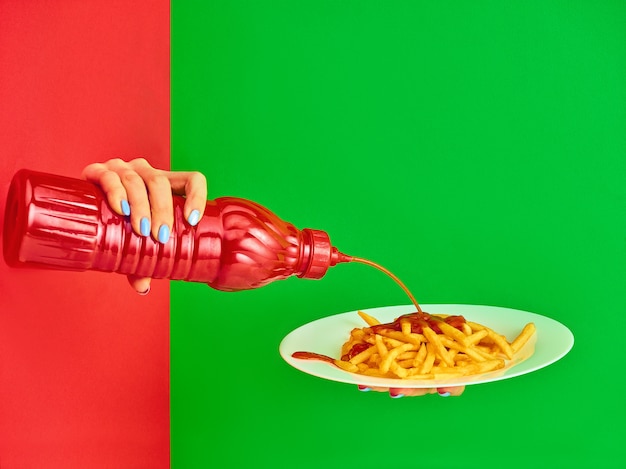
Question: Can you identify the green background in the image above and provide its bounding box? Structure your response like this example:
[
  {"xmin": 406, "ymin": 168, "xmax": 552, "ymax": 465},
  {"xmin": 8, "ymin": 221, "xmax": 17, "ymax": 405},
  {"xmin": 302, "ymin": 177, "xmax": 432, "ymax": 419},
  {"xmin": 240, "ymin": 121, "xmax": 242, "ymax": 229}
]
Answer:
[{"xmin": 171, "ymin": 1, "xmax": 625, "ymax": 468}]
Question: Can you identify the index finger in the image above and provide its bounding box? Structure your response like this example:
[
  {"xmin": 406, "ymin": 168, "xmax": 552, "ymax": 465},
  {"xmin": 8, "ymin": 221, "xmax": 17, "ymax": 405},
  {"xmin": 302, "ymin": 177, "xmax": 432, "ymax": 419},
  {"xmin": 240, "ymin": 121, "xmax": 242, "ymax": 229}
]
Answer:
[
  {"xmin": 81, "ymin": 162, "xmax": 129, "ymax": 216},
  {"xmin": 166, "ymin": 171, "xmax": 207, "ymax": 226}
]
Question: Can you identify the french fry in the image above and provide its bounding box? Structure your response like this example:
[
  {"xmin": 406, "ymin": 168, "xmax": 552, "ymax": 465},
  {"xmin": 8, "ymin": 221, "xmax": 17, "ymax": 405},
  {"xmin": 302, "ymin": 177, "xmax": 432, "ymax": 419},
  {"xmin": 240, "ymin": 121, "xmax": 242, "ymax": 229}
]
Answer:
[
  {"xmin": 438, "ymin": 321, "xmax": 469, "ymax": 346},
  {"xmin": 349, "ymin": 344, "xmax": 377, "ymax": 365},
  {"xmin": 511, "ymin": 323, "xmax": 536, "ymax": 353},
  {"xmin": 419, "ymin": 342, "xmax": 437, "ymax": 374},
  {"xmin": 397, "ymin": 358, "xmax": 416, "ymax": 368},
  {"xmin": 439, "ymin": 336, "xmax": 487, "ymax": 362},
  {"xmin": 422, "ymin": 326, "xmax": 455, "ymax": 367},
  {"xmin": 375, "ymin": 329, "xmax": 423, "ymax": 346},
  {"xmin": 485, "ymin": 328, "xmax": 514, "ymax": 360},
  {"xmin": 358, "ymin": 310, "xmax": 381, "ymax": 326},
  {"xmin": 465, "ymin": 329, "xmax": 489, "ymax": 346},
  {"xmin": 389, "ymin": 361, "xmax": 409, "ymax": 378},
  {"xmin": 401, "ymin": 319, "xmax": 412, "ymax": 335},
  {"xmin": 397, "ymin": 351, "xmax": 417, "ymax": 360},
  {"xmin": 380, "ymin": 342, "xmax": 415, "ymax": 374},
  {"xmin": 412, "ymin": 342, "xmax": 428, "ymax": 368},
  {"xmin": 334, "ymin": 359, "xmax": 359, "ymax": 373},
  {"xmin": 375, "ymin": 334, "xmax": 388, "ymax": 357}
]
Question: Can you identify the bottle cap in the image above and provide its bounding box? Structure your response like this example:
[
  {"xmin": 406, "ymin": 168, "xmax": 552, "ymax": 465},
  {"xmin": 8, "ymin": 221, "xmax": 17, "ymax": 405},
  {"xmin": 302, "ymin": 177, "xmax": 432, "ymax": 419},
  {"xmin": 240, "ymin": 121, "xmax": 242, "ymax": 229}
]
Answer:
[{"xmin": 297, "ymin": 229, "xmax": 331, "ymax": 279}]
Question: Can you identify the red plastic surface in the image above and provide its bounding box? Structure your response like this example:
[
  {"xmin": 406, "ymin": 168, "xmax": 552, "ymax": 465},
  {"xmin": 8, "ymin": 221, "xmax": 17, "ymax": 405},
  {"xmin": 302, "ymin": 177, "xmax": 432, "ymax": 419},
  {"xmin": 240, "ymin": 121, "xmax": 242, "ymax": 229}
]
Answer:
[
  {"xmin": 4, "ymin": 170, "xmax": 351, "ymax": 292},
  {"xmin": 0, "ymin": 2, "xmax": 170, "ymax": 468}
]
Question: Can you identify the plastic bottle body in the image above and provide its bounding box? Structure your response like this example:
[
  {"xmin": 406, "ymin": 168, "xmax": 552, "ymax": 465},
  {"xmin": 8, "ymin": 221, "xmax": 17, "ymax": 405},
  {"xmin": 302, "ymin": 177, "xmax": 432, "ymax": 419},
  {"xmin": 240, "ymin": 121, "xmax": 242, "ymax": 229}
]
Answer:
[{"xmin": 3, "ymin": 169, "xmax": 349, "ymax": 291}]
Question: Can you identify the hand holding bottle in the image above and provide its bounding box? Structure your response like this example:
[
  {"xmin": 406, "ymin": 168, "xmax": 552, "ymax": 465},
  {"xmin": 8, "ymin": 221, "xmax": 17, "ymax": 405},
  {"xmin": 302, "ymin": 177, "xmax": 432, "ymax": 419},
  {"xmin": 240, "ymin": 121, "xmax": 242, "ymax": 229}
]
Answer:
[{"xmin": 81, "ymin": 158, "xmax": 208, "ymax": 294}]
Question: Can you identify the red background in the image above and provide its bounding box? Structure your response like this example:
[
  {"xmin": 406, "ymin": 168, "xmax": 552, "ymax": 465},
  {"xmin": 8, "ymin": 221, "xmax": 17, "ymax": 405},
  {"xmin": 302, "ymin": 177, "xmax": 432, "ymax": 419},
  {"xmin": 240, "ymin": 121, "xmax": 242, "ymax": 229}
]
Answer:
[{"xmin": 0, "ymin": 1, "xmax": 170, "ymax": 467}]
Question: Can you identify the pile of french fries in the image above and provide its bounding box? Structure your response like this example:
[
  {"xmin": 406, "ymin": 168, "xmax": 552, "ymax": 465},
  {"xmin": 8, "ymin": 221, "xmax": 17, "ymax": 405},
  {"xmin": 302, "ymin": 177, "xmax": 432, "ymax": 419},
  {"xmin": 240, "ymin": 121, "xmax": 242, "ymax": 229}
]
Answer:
[{"xmin": 333, "ymin": 310, "xmax": 536, "ymax": 379}]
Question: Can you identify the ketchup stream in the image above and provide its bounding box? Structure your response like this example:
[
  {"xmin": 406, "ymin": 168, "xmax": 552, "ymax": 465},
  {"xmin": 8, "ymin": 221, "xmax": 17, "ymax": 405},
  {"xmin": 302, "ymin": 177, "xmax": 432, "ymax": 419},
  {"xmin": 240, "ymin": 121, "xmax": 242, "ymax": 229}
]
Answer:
[
  {"xmin": 291, "ymin": 255, "xmax": 437, "ymax": 366},
  {"xmin": 348, "ymin": 256, "xmax": 423, "ymax": 313}
]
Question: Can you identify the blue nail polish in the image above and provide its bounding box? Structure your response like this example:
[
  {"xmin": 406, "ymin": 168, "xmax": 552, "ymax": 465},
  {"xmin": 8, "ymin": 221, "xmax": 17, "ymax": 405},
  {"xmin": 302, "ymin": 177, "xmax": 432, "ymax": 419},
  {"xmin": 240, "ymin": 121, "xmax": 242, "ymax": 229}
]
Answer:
[
  {"xmin": 187, "ymin": 209, "xmax": 200, "ymax": 226},
  {"xmin": 121, "ymin": 199, "xmax": 131, "ymax": 216},
  {"xmin": 140, "ymin": 217, "xmax": 151, "ymax": 237},
  {"xmin": 438, "ymin": 391, "xmax": 451, "ymax": 397},
  {"xmin": 158, "ymin": 224, "xmax": 170, "ymax": 244}
]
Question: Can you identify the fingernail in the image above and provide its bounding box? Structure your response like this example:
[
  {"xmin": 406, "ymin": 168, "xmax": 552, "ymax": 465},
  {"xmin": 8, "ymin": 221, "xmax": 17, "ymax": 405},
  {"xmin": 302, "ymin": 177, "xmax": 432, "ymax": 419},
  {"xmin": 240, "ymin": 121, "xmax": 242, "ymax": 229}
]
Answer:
[
  {"xmin": 138, "ymin": 285, "xmax": 150, "ymax": 296},
  {"xmin": 140, "ymin": 217, "xmax": 151, "ymax": 237},
  {"xmin": 390, "ymin": 392, "xmax": 404, "ymax": 399},
  {"xmin": 121, "ymin": 199, "xmax": 131, "ymax": 216},
  {"xmin": 158, "ymin": 224, "xmax": 170, "ymax": 244},
  {"xmin": 187, "ymin": 209, "xmax": 200, "ymax": 226},
  {"xmin": 358, "ymin": 385, "xmax": 371, "ymax": 392},
  {"xmin": 438, "ymin": 391, "xmax": 451, "ymax": 397}
]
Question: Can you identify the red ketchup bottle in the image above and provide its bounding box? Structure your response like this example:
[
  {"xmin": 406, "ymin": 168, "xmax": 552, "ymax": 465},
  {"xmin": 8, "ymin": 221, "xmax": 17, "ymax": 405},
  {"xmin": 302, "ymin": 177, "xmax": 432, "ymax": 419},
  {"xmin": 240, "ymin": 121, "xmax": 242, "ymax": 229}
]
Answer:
[{"xmin": 2, "ymin": 169, "xmax": 354, "ymax": 291}]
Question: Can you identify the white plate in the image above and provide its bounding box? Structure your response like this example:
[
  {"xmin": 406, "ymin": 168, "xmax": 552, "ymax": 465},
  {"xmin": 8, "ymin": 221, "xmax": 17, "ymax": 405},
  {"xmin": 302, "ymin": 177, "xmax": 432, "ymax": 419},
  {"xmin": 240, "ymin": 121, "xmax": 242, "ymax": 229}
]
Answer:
[{"xmin": 279, "ymin": 304, "xmax": 574, "ymax": 388}]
